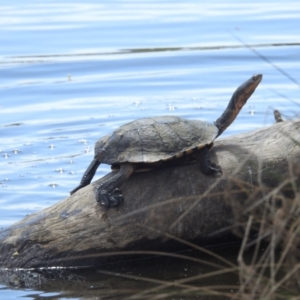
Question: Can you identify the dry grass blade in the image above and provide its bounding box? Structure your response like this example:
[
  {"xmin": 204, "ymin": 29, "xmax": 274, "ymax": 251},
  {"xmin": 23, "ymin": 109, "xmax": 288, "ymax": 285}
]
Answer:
[
  {"xmin": 232, "ymin": 34, "xmax": 300, "ymax": 88},
  {"xmin": 137, "ymin": 223, "xmax": 236, "ymax": 268},
  {"xmin": 121, "ymin": 268, "xmax": 240, "ymax": 300}
]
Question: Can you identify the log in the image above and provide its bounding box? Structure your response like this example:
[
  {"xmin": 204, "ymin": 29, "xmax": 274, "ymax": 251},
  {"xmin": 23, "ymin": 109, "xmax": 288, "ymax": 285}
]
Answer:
[{"xmin": 0, "ymin": 120, "xmax": 299, "ymax": 268}]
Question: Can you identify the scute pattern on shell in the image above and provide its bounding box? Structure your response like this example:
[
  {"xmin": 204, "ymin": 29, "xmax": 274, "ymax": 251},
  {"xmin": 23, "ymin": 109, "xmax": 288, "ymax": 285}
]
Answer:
[{"xmin": 94, "ymin": 116, "xmax": 218, "ymax": 164}]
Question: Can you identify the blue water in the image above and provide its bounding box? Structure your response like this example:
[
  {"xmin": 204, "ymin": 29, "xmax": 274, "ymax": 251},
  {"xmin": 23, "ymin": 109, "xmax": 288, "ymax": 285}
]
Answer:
[{"xmin": 0, "ymin": 0, "xmax": 300, "ymax": 298}]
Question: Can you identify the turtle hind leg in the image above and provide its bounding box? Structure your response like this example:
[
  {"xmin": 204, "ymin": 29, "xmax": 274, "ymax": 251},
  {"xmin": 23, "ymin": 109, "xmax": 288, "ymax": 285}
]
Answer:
[
  {"xmin": 70, "ymin": 158, "xmax": 101, "ymax": 195},
  {"xmin": 198, "ymin": 146, "xmax": 222, "ymax": 175},
  {"xmin": 96, "ymin": 163, "xmax": 135, "ymax": 207}
]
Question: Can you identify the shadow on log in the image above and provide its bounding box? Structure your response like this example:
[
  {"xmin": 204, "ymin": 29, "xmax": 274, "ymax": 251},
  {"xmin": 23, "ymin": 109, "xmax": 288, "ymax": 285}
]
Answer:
[{"xmin": 0, "ymin": 120, "xmax": 299, "ymax": 268}]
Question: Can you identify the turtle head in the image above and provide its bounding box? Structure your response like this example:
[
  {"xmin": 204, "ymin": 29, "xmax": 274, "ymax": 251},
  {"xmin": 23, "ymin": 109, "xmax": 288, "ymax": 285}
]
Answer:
[{"xmin": 214, "ymin": 74, "xmax": 262, "ymax": 138}]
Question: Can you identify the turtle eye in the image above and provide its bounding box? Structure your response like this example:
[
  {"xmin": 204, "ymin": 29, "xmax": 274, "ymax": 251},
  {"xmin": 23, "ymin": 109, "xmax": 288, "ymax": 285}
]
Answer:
[{"xmin": 252, "ymin": 74, "xmax": 262, "ymax": 82}]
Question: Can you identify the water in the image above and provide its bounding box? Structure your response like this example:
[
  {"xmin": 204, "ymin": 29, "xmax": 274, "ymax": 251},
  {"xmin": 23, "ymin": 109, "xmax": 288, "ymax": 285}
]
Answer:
[{"xmin": 0, "ymin": 0, "xmax": 299, "ymax": 298}]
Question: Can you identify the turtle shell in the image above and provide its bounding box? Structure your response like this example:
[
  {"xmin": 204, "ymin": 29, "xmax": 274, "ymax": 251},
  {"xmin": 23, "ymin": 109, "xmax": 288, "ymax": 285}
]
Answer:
[{"xmin": 95, "ymin": 116, "xmax": 218, "ymax": 164}]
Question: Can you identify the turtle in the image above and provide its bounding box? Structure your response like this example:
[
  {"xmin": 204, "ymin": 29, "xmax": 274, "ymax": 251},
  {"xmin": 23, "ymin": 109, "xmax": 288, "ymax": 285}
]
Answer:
[{"xmin": 70, "ymin": 74, "xmax": 262, "ymax": 207}]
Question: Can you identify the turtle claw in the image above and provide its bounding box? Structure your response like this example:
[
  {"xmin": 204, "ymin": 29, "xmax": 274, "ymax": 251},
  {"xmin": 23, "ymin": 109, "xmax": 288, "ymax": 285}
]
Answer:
[
  {"xmin": 97, "ymin": 188, "xmax": 124, "ymax": 207},
  {"xmin": 70, "ymin": 184, "xmax": 85, "ymax": 195},
  {"xmin": 210, "ymin": 163, "xmax": 223, "ymax": 175}
]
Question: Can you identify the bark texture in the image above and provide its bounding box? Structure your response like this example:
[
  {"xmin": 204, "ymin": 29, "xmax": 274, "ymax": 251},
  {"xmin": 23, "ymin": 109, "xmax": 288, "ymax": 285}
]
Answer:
[{"xmin": 0, "ymin": 120, "xmax": 299, "ymax": 268}]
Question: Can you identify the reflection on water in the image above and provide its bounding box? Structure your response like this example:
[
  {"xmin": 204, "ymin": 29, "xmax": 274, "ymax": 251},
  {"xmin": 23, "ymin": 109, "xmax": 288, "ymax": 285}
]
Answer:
[
  {"xmin": 0, "ymin": 0, "xmax": 300, "ymax": 299},
  {"xmin": 0, "ymin": 242, "xmax": 243, "ymax": 300}
]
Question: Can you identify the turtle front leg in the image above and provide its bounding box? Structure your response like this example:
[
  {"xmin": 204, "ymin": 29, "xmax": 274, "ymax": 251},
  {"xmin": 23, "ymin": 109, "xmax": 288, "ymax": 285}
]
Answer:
[
  {"xmin": 70, "ymin": 158, "xmax": 101, "ymax": 195},
  {"xmin": 96, "ymin": 163, "xmax": 135, "ymax": 207},
  {"xmin": 198, "ymin": 146, "xmax": 222, "ymax": 175}
]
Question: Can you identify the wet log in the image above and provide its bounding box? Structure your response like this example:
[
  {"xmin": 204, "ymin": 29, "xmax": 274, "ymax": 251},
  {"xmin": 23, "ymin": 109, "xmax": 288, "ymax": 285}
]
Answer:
[{"xmin": 0, "ymin": 120, "xmax": 299, "ymax": 268}]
